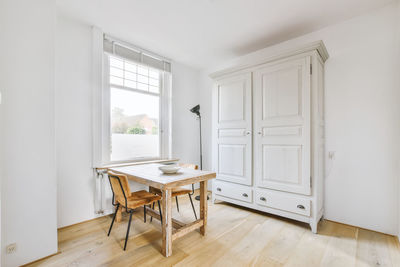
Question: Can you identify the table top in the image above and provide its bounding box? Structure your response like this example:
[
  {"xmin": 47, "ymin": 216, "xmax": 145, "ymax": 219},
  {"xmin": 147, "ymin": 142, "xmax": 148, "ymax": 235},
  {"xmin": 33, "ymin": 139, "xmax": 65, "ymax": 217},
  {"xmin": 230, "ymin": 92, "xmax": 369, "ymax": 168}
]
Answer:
[
  {"xmin": 96, "ymin": 158, "xmax": 179, "ymax": 170},
  {"xmin": 108, "ymin": 163, "xmax": 216, "ymax": 189}
]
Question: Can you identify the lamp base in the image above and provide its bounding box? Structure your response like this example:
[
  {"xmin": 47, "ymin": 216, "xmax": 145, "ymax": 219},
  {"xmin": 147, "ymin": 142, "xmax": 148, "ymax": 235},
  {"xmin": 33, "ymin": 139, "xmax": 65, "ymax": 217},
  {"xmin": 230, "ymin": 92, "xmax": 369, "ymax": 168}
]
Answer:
[{"xmin": 195, "ymin": 195, "xmax": 210, "ymax": 201}]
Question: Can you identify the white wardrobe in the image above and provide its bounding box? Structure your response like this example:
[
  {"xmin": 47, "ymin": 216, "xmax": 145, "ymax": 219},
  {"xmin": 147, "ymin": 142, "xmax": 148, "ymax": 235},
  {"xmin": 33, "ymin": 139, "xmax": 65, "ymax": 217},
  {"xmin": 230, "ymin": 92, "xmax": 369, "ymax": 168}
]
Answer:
[{"xmin": 211, "ymin": 41, "xmax": 329, "ymax": 233}]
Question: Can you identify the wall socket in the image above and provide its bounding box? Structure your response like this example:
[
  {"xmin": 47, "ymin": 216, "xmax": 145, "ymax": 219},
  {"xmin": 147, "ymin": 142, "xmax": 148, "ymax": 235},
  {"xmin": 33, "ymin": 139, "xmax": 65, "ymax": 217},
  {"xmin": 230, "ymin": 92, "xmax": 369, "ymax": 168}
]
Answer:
[{"xmin": 6, "ymin": 243, "xmax": 17, "ymax": 254}]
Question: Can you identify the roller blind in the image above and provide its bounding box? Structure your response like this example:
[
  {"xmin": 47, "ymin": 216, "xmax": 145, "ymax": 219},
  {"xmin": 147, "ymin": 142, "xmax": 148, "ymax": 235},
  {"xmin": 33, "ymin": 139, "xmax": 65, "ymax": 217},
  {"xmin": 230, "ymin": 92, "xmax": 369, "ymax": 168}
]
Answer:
[{"xmin": 104, "ymin": 35, "xmax": 171, "ymax": 73}]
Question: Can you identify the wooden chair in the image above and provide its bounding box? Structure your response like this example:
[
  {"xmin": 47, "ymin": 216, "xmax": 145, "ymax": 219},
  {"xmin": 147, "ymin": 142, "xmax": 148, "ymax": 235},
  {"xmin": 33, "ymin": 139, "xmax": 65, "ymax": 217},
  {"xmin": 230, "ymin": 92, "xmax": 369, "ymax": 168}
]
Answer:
[
  {"xmin": 149, "ymin": 163, "xmax": 197, "ymax": 222},
  {"xmin": 107, "ymin": 171, "xmax": 162, "ymax": 251}
]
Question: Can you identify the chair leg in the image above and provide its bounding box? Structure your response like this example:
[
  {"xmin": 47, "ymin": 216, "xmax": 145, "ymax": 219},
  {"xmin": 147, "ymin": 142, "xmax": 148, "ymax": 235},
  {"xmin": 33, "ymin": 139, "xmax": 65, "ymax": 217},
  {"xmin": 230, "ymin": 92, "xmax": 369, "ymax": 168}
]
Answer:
[
  {"xmin": 144, "ymin": 205, "xmax": 147, "ymax": 223},
  {"xmin": 124, "ymin": 211, "xmax": 134, "ymax": 251},
  {"xmin": 188, "ymin": 193, "xmax": 197, "ymax": 220},
  {"xmin": 157, "ymin": 200, "xmax": 162, "ymax": 224},
  {"xmin": 108, "ymin": 204, "xmax": 119, "ymax": 236},
  {"xmin": 150, "ymin": 202, "xmax": 155, "ymax": 222},
  {"xmin": 176, "ymin": 196, "xmax": 180, "ymax": 212}
]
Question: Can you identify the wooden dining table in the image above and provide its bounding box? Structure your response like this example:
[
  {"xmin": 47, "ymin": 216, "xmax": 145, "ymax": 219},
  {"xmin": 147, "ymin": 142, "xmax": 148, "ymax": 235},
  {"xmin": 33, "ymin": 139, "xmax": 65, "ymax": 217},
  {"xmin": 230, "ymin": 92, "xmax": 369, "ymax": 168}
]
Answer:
[{"xmin": 107, "ymin": 163, "xmax": 216, "ymax": 257}]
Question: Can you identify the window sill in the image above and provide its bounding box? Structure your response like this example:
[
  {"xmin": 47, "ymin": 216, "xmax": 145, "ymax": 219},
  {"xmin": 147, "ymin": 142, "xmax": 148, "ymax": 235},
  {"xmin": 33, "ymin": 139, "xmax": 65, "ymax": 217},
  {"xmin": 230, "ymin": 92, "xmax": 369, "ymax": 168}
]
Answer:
[{"xmin": 95, "ymin": 158, "xmax": 179, "ymax": 170}]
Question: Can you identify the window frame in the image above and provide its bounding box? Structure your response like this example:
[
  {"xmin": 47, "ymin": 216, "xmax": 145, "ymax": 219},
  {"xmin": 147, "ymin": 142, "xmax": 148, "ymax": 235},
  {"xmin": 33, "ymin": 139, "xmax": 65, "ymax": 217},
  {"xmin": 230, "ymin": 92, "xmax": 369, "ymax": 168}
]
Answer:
[{"xmin": 101, "ymin": 53, "xmax": 171, "ymax": 165}]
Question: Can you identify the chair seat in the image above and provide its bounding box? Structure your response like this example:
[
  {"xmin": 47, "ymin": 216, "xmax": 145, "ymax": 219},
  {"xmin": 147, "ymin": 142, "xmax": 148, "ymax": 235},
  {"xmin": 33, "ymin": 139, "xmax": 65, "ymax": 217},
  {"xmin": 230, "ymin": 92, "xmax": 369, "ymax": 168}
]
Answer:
[
  {"xmin": 116, "ymin": 190, "xmax": 161, "ymax": 209},
  {"xmin": 149, "ymin": 186, "xmax": 192, "ymax": 197}
]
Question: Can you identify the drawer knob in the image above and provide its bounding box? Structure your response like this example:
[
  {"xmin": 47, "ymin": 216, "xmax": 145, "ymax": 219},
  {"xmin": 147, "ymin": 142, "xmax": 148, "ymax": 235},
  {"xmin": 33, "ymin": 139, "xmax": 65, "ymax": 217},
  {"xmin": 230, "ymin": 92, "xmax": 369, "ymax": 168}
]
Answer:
[
  {"xmin": 297, "ymin": 204, "xmax": 305, "ymax": 210},
  {"xmin": 216, "ymin": 187, "xmax": 221, "ymax": 192},
  {"xmin": 260, "ymin": 197, "xmax": 266, "ymax": 201},
  {"xmin": 242, "ymin": 193, "xmax": 248, "ymax": 197}
]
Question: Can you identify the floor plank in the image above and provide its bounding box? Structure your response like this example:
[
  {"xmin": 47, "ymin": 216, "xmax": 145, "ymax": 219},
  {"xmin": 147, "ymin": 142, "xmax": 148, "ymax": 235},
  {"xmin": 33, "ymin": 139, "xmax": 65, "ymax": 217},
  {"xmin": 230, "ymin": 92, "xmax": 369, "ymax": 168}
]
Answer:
[
  {"xmin": 283, "ymin": 220, "xmax": 335, "ymax": 267},
  {"xmin": 356, "ymin": 228, "xmax": 393, "ymax": 267},
  {"xmin": 27, "ymin": 194, "xmax": 400, "ymax": 267},
  {"xmin": 319, "ymin": 222, "xmax": 358, "ymax": 267},
  {"xmin": 253, "ymin": 220, "xmax": 306, "ymax": 266}
]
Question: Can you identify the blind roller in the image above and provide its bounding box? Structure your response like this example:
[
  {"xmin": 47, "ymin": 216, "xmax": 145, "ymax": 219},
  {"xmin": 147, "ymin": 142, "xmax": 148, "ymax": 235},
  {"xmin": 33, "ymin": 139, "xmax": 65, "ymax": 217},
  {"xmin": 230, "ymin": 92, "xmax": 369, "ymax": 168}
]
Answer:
[{"xmin": 104, "ymin": 36, "xmax": 171, "ymax": 73}]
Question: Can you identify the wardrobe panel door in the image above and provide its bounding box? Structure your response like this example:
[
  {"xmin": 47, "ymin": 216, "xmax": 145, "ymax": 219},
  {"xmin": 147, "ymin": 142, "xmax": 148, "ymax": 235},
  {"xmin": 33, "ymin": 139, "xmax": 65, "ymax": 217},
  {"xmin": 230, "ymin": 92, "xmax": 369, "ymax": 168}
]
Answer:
[
  {"xmin": 213, "ymin": 73, "xmax": 252, "ymax": 185},
  {"xmin": 254, "ymin": 57, "xmax": 311, "ymax": 195}
]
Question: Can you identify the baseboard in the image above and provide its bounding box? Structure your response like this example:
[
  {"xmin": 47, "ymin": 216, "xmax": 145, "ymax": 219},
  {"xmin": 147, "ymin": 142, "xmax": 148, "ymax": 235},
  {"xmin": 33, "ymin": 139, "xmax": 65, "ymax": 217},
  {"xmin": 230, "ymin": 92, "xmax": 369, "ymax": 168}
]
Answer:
[
  {"xmin": 325, "ymin": 219, "xmax": 397, "ymax": 237},
  {"xmin": 20, "ymin": 251, "xmax": 61, "ymax": 266},
  {"xmin": 57, "ymin": 213, "xmax": 111, "ymax": 230}
]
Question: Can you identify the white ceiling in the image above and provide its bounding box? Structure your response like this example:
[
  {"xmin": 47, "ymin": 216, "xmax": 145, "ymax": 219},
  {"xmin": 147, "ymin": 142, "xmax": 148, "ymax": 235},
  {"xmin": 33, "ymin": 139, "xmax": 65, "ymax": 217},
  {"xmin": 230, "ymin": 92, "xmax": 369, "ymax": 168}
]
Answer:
[{"xmin": 57, "ymin": 0, "xmax": 393, "ymax": 69}]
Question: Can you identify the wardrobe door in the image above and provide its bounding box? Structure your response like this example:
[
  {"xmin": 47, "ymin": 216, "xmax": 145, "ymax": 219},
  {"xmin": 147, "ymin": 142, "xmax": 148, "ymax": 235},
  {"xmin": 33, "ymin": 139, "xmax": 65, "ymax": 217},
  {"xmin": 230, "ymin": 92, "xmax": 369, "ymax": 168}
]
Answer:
[
  {"xmin": 253, "ymin": 57, "xmax": 311, "ymax": 195},
  {"xmin": 212, "ymin": 73, "xmax": 252, "ymax": 185}
]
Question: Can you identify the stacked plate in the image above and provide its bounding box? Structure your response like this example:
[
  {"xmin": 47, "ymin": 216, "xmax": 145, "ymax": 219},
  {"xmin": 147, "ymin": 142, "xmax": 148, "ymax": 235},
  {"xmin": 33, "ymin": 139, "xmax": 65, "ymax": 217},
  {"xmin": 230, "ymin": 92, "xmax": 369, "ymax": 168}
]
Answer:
[{"xmin": 158, "ymin": 164, "xmax": 181, "ymax": 174}]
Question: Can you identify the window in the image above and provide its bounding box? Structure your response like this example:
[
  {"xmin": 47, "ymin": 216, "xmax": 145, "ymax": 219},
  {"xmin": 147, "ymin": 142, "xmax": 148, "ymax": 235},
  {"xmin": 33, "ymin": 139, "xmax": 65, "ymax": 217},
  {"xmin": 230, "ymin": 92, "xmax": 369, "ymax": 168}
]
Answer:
[
  {"xmin": 100, "ymin": 50, "xmax": 171, "ymax": 163},
  {"xmin": 91, "ymin": 33, "xmax": 171, "ymax": 166},
  {"xmin": 106, "ymin": 55, "xmax": 164, "ymax": 162}
]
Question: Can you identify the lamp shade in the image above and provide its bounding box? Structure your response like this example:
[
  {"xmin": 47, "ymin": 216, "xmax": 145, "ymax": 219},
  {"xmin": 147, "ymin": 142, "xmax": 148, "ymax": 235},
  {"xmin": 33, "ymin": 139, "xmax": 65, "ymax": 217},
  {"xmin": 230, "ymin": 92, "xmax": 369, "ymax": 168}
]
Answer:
[{"xmin": 190, "ymin": 105, "xmax": 200, "ymax": 116}]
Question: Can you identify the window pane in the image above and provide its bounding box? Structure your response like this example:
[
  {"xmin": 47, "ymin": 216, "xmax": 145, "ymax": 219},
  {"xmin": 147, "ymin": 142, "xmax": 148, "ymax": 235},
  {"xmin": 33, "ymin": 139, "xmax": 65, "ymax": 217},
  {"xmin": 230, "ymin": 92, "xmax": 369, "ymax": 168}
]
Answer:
[
  {"xmin": 124, "ymin": 80, "xmax": 137, "ymax": 89},
  {"xmin": 138, "ymin": 74, "xmax": 149, "ymax": 84},
  {"xmin": 124, "ymin": 71, "xmax": 136, "ymax": 81},
  {"xmin": 110, "ymin": 76, "xmax": 123, "ymax": 86},
  {"xmin": 149, "ymin": 78, "xmax": 159, "ymax": 87},
  {"xmin": 137, "ymin": 82, "xmax": 148, "ymax": 91},
  {"xmin": 110, "ymin": 87, "xmax": 159, "ymax": 161},
  {"xmin": 138, "ymin": 66, "xmax": 148, "ymax": 76},
  {"xmin": 110, "ymin": 67, "xmax": 123, "ymax": 78},
  {"xmin": 149, "ymin": 85, "xmax": 159, "ymax": 94},
  {"xmin": 149, "ymin": 69, "xmax": 159, "ymax": 79},
  {"xmin": 125, "ymin": 62, "xmax": 137, "ymax": 73},
  {"xmin": 108, "ymin": 55, "xmax": 161, "ymax": 95},
  {"xmin": 110, "ymin": 57, "xmax": 123, "ymax": 68}
]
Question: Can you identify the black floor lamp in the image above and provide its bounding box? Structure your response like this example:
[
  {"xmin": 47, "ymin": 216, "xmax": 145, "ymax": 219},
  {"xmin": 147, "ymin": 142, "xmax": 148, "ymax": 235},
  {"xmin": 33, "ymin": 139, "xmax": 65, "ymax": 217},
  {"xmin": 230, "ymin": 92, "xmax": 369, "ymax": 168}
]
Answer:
[{"xmin": 190, "ymin": 104, "xmax": 209, "ymax": 201}]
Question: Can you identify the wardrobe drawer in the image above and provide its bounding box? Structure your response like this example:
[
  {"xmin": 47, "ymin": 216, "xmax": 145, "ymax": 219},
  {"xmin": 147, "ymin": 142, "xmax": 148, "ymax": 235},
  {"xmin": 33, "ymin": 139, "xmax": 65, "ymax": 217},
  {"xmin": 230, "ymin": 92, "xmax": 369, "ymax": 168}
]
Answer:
[
  {"xmin": 214, "ymin": 180, "xmax": 253, "ymax": 203},
  {"xmin": 255, "ymin": 190, "xmax": 310, "ymax": 216}
]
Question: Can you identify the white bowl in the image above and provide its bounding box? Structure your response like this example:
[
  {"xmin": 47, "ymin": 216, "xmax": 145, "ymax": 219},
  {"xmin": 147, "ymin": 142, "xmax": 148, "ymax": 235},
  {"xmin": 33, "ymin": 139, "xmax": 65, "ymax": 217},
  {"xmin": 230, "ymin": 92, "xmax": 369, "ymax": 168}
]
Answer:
[{"xmin": 159, "ymin": 165, "xmax": 181, "ymax": 174}]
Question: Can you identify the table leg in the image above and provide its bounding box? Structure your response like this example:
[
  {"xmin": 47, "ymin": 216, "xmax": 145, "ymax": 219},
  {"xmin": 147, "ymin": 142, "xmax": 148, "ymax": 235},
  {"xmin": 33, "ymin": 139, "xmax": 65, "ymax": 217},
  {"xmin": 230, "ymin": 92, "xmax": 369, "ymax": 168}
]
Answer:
[
  {"xmin": 161, "ymin": 189, "xmax": 172, "ymax": 257},
  {"xmin": 200, "ymin": 181, "xmax": 208, "ymax": 236}
]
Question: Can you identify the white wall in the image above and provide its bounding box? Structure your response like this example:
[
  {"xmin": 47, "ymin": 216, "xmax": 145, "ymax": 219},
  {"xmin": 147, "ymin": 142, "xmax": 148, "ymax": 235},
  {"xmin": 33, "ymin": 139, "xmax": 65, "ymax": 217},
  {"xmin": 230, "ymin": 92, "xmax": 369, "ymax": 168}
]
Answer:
[
  {"xmin": 198, "ymin": 73, "xmax": 214, "ymax": 173},
  {"xmin": 55, "ymin": 13, "xmax": 202, "ymax": 228},
  {"xmin": 55, "ymin": 14, "xmax": 141, "ymax": 227},
  {"xmin": 171, "ymin": 63, "xmax": 202, "ymax": 166},
  {"xmin": 200, "ymin": 2, "xmax": 400, "ymax": 235},
  {"xmin": 396, "ymin": 0, "xmax": 400, "ymax": 241},
  {"xmin": 0, "ymin": 0, "xmax": 58, "ymax": 266},
  {"xmin": 55, "ymin": 14, "xmax": 99, "ymax": 228}
]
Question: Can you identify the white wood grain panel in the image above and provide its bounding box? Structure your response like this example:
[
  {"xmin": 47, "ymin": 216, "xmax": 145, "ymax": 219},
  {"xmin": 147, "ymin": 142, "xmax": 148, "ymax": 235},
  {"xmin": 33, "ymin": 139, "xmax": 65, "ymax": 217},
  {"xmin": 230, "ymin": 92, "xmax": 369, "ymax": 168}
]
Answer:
[
  {"xmin": 218, "ymin": 128, "xmax": 246, "ymax": 138},
  {"xmin": 263, "ymin": 126, "xmax": 302, "ymax": 137},
  {"xmin": 254, "ymin": 56, "xmax": 311, "ymax": 195},
  {"xmin": 214, "ymin": 180, "xmax": 253, "ymax": 203},
  {"xmin": 262, "ymin": 66, "xmax": 302, "ymax": 119},
  {"xmin": 255, "ymin": 189, "xmax": 310, "ymax": 216},
  {"xmin": 218, "ymin": 144, "xmax": 245, "ymax": 177},
  {"xmin": 213, "ymin": 72, "xmax": 252, "ymax": 186},
  {"xmin": 218, "ymin": 81, "xmax": 245, "ymax": 123},
  {"xmin": 262, "ymin": 145, "xmax": 302, "ymax": 185}
]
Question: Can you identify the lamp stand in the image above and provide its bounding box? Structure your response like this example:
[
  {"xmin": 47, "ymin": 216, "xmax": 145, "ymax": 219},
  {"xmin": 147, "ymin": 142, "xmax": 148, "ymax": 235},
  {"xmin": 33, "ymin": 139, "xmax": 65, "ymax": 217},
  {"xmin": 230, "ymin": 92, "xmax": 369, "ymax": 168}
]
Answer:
[{"xmin": 194, "ymin": 115, "xmax": 209, "ymax": 201}]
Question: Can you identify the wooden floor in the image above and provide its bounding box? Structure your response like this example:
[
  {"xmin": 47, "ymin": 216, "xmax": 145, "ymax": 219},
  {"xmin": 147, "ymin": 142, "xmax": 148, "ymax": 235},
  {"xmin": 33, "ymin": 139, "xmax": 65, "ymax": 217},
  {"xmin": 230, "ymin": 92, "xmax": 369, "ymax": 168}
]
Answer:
[{"xmin": 29, "ymin": 192, "xmax": 400, "ymax": 267}]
